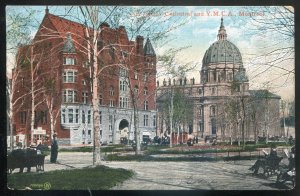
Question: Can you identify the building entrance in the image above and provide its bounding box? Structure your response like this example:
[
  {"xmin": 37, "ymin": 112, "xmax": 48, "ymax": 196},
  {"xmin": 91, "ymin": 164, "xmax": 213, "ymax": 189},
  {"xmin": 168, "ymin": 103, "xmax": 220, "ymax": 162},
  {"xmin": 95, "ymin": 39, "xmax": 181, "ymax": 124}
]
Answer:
[{"xmin": 119, "ymin": 119, "xmax": 129, "ymax": 144}]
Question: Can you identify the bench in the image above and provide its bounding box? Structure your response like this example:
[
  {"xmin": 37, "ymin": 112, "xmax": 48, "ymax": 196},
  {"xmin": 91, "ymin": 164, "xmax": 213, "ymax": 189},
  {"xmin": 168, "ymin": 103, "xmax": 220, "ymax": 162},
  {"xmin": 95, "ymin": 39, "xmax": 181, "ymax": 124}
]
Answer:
[{"xmin": 249, "ymin": 156, "xmax": 283, "ymax": 177}]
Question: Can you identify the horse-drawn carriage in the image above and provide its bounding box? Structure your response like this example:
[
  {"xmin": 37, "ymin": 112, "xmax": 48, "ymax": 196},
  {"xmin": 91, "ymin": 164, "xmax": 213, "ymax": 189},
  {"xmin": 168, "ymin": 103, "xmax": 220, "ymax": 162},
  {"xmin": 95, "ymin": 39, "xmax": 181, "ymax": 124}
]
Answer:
[{"xmin": 7, "ymin": 148, "xmax": 46, "ymax": 173}]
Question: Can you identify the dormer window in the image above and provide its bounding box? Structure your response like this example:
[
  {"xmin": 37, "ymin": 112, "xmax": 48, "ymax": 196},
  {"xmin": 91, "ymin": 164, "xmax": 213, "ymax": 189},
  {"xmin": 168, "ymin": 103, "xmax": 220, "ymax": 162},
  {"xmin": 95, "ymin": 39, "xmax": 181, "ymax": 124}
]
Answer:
[{"xmin": 63, "ymin": 57, "xmax": 76, "ymax": 65}]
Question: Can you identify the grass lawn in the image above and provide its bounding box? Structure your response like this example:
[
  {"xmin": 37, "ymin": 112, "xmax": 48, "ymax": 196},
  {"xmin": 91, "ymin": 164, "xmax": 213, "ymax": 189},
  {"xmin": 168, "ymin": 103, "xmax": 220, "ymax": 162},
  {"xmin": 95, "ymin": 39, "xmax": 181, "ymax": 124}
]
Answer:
[{"xmin": 7, "ymin": 165, "xmax": 133, "ymax": 190}]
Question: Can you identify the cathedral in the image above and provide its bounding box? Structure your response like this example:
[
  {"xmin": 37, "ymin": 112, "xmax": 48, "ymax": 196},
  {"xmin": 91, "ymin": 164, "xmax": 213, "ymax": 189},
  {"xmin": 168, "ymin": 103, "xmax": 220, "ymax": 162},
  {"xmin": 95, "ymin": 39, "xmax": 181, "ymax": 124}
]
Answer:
[{"xmin": 156, "ymin": 18, "xmax": 281, "ymax": 143}]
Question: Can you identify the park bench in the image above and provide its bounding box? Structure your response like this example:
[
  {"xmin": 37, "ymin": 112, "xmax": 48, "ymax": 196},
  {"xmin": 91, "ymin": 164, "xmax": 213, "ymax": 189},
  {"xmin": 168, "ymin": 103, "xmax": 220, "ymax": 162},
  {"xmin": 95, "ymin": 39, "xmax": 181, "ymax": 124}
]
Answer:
[
  {"xmin": 7, "ymin": 148, "xmax": 46, "ymax": 173},
  {"xmin": 249, "ymin": 154, "xmax": 283, "ymax": 177},
  {"xmin": 276, "ymin": 147, "xmax": 295, "ymax": 187}
]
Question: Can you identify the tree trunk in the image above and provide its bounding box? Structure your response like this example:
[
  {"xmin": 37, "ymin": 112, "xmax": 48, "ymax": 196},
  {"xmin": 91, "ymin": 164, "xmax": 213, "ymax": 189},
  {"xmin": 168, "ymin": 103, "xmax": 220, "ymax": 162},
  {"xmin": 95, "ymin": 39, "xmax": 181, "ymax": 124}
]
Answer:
[
  {"xmin": 30, "ymin": 50, "xmax": 35, "ymax": 147},
  {"xmin": 92, "ymin": 31, "xmax": 101, "ymax": 165},
  {"xmin": 133, "ymin": 105, "xmax": 141, "ymax": 155},
  {"xmin": 169, "ymin": 89, "xmax": 173, "ymax": 148}
]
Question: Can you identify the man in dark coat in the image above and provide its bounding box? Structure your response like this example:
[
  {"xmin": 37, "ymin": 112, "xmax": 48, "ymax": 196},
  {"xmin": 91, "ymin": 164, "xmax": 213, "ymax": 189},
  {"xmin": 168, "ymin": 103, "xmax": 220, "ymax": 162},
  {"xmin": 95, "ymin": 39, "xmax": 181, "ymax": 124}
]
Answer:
[{"xmin": 50, "ymin": 134, "xmax": 58, "ymax": 163}]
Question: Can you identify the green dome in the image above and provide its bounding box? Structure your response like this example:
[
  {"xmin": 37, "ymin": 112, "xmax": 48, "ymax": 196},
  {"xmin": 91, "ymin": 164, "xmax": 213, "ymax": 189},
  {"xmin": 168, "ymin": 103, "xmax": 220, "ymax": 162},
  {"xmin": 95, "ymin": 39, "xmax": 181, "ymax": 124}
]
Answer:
[{"xmin": 202, "ymin": 40, "xmax": 243, "ymax": 65}]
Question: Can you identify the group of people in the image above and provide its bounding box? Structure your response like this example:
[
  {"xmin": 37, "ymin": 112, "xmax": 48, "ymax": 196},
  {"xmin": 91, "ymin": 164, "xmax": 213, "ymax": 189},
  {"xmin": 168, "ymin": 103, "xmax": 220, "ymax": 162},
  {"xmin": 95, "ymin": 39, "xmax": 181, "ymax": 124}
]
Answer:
[
  {"xmin": 249, "ymin": 146, "xmax": 295, "ymax": 175},
  {"xmin": 13, "ymin": 133, "xmax": 59, "ymax": 163}
]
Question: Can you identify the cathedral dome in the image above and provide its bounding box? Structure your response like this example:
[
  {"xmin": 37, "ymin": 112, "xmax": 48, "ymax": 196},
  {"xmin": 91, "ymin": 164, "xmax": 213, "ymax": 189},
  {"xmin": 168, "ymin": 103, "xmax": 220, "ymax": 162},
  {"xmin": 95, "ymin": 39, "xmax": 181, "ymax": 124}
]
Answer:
[{"xmin": 202, "ymin": 18, "xmax": 243, "ymax": 66}]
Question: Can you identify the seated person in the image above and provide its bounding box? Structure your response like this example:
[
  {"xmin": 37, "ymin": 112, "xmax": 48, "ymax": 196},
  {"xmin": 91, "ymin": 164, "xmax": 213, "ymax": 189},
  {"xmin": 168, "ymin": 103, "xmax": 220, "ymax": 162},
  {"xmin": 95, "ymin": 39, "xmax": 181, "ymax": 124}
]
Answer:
[{"xmin": 249, "ymin": 147, "xmax": 279, "ymax": 174}]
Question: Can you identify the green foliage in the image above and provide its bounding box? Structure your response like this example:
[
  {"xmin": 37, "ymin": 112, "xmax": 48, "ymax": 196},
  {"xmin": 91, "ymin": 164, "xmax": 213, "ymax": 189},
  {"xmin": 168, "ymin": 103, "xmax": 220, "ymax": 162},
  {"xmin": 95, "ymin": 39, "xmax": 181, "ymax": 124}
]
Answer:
[
  {"xmin": 58, "ymin": 145, "xmax": 129, "ymax": 153},
  {"xmin": 7, "ymin": 166, "xmax": 133, "ymax": 190}
]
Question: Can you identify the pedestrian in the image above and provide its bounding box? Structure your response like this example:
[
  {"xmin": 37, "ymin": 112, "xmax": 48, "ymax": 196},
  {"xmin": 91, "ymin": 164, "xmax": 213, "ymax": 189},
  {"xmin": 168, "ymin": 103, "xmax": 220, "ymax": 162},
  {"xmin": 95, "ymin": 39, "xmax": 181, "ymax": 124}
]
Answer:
[
  {"xmin": 36, "ymin": 142, "xmax": 43, "ymax": 154},
  {"xmin": 50, "ymin": 134, "xmax": 58, "ymax": 163}
]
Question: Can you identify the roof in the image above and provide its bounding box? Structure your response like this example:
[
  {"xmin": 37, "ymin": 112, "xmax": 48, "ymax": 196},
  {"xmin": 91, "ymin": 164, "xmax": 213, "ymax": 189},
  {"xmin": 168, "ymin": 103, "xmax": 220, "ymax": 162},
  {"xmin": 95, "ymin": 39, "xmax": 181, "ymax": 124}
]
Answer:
[
  {"xmin": 249, "ymin": 90, "xmax": 281, "ymax": 99},
  {"xmin": 35, "ymin": 13, "xmax": 135, "ymax": 53},
  {"xmin": 144, "ymin": 38, "xmax": 156, "ymax": 56},
  {"xmin": 202, "ymin": 18, "xmax": 243, "ymax": 66}
]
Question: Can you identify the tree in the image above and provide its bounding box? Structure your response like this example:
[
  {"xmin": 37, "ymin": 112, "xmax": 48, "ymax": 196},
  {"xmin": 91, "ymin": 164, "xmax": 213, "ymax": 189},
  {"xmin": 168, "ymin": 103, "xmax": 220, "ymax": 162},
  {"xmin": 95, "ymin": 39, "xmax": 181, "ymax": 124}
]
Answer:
[
  {"xmin": 156, "ymin": 46, "xmax": 196, "ymax": 147},
  {"xmin": 72, "ymin": 6, "xmax": 189, "ymax": 155},
  {"xmin": 7, "ymin": 8, "xmax": 36, "ymax": 150}
]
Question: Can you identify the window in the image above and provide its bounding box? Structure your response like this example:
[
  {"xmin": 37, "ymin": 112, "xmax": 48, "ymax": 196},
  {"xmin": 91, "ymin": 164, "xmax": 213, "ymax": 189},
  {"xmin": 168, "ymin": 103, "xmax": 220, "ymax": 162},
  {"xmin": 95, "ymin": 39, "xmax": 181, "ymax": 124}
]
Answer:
[
  {"xmin": 100, "ymin": 111, "xmax": 102, "ymax": 124},
  {"xmin": 63, "ymin": 70, "xmax": 77, "ymax": 83},
  {"xmin": 134, "ymin": 71, "xmax": 138, "ymax": 79},
  {"xmin": 87, "ymin": 130, "xmax": 91, "ymax": 144},
  {"xmin": 82, "ymin": 92, "xmax": 88, "ymax": 104},
  {"xmin": 61, "ymin": 109, "xmax": 66, "ymax": 123},
  {"xmin": 63, "ymin": 90, "xmax": 77, "ymax": 103},
  {"xmin": 211, "ymin": 87, "xmax": 216, "ymax": 95},
  {"xmin": 213, "ymin": 71, "xmax": 217, "ymax": 82},
  {"xmin": 235, "ymin": 85, "xmax": 241, "ymax": 92},
  {"xmin": 120, "ymin": 68, "xmax": 128, "ymax": 77},
  {"xmin": 88, "ymin": 110, "xmax": 91, "ymax": 124},
  {"xmin": 82, "ymin": 61, "xmax": 89, "ymax": 68},
  {"xmin": 200, "ymin": 108, "xmax": 203, "ymax": 116},
  {"xmin": 144, "ymin": 72, "xmax": 149, "ymax": 81},
  {"xmin": 99, "ymin": 95, "xmax": 103, "ymax": 105},
  {"xmin": 125, "ymin": 98, "xmax": 129, "ymax": 108},
  {"xmin": 20, "ymin": 111, "xmax": 27, "ymax": 124},
  {"xmin": 119, "ymin": 97, "xmax": 129, "ymax": 108},
  {"xmin": 144, "ymin": 115, "xmax": 149, "ymax": 126},
  {"xmin": 210, "ymin": 106, "xmax": 216, "ymax": 117},
  {"xmin": 119, "ymin": 80, "xmax": 127, "ymax": 91},
  {"xmin": 68, "ymin": 109, "xmax": 73, "ymax": 123},
  {"xmin": 109, "ymin": 86, "xmax": 114, "ymax": 96},
  {"xmin": 82, "ymin": 79, "xmax": 86, "ymax": 85},
  {"xmin": 63, "ymin": 57, "xmax": 76, "ymax": 65},
  {"xmin": 41, "ymin": 111, "xmax": 47, "ymax": 124},
  {"xmin": 228, "ymin": 72, "xmax": 233, "ymax": 81},
  {"xmin": 109, "ymin": 115, "xmax": 113, "ymax": 131},
  {"xmin": 75, "ymin": 109, "xmax": 79, "ymax": 123},
  {"xmin": 144, "ymin": 87, "xmax": 148, "ymax": 95},
  {"xmin": 199, "ymin": 88, "xmax": 202, "ymax": 95},
  {"xmin": 144, "ymin": 100, "xmax": 149, "ymax": 110},
  {"xmin": 134, "ymin": 85, "xmax": 139, "ymax": 95},
  {"xmin": 82, "ymin": 110, "xmax": 85, "ymax": 123},
  {"xmin": 153, "ymin": 115, "xmax": 156, "ymax": 127},
  {"xmin": 109, "ymin": 99, "xmax": 115, "ymax": 107}
]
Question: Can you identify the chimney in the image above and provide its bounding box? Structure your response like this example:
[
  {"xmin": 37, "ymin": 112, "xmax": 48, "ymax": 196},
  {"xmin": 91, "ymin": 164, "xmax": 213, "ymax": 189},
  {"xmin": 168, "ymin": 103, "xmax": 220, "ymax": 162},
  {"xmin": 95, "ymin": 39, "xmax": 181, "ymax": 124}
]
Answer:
[
  {"xmin": 136, "ymin": 35, "xmax": 144, "ymax": 55},
  {"xmin": 100, "ymin": 22, "xmax": 110, "ymax": 29}
]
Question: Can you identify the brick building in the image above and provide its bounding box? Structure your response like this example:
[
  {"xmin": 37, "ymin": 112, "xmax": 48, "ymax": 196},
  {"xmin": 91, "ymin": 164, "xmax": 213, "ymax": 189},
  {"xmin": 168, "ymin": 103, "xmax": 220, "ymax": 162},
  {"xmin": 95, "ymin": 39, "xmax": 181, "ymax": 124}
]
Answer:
[
  {"xmin": 156, "ymin": 18, "xmax": 281, "ymax": 143},
  {"xmin": 12, "ymin": 9, "xmax": 157, "ymax": 146}
]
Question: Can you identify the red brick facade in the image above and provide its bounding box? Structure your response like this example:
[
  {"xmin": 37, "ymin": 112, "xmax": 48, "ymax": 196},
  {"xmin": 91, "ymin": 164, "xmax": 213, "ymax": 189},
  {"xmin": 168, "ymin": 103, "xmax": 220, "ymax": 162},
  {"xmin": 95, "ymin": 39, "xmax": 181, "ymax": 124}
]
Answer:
[{"xmin": 12, "ymin": 11, "xmax": 157, "ymax": 146}]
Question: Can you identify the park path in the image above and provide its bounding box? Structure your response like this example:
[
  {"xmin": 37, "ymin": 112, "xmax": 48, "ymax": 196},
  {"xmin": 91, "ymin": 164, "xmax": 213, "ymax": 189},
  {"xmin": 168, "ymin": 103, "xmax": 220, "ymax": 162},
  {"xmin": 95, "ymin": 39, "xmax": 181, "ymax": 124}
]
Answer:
[
  {"xmin": 12, "ymin": 152, "xmax": 292, "ymax": 190},
  {"xmin": 103, "ymin": 161, "xmax": 283, "ymax": 190}
]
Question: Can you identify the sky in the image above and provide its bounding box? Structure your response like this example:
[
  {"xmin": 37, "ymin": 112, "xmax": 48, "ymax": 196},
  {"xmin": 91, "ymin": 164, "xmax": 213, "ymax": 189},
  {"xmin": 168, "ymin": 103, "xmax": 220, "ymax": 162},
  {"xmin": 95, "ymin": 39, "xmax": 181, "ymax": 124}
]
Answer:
[{"xmin": 6, "ymin": 6, "xmax": 295, "ymax": 101}]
